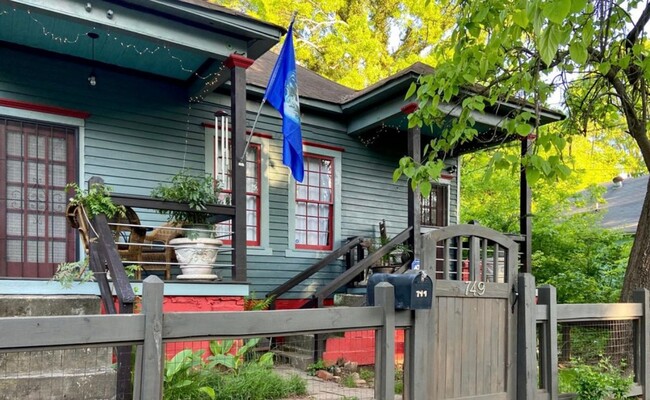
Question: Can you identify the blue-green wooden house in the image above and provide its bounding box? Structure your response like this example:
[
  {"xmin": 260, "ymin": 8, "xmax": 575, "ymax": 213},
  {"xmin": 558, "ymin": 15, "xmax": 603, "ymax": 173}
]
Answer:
[{"xmin": 0, "ymin": 0, "xmax": 562, "ymax": 304}]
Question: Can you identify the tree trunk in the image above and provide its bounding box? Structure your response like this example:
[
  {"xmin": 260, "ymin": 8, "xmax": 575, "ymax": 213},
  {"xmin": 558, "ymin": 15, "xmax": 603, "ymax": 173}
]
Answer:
[{"xmin": 620, "ymin": 177, "xmax": 650, "ymax": 302}]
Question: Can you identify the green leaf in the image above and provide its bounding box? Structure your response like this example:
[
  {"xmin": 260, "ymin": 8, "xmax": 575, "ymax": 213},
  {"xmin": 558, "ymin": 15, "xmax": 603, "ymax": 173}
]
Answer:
[
  {"xmin": 569, "ymin": 41, "xmax": 588, "ymax": 64},
  {"xmin": 392, "ymin": 168, "xmax": 402, "ymax": 182},
  {"xmin": 405, "ymin": 82, "xmax": 417, "ymax": 100},
  {"xmin": 420, "ymin": 180, "xmax": 432, "ymax": 198},
  {"xmin": 526, "ymin": 168, "xmax": 541, "ymax": 184},
  {"xmin": 570, "ymin": 0, "xmax": 587, "ymax": 12},
  {"xmin": 198, "ymin": 387, "xmax": 216, "ymax": 400},
  {"xmin": 513, "ymin": 9, "xmax": 529, "ymax": 28},
  {"xmin": 542, "ymin": 0, "xmax": 571, "ymax": 24},
  {"xmin": 516, "ymin": 123, "xmax": 532, "ymax": 135},
  {"xmin": 598, "ymin": 61, "xmax": 611, "ymax": 75},
  {"xmin": 539, "ymin": 25, "xmax": 562, "ymax": 66}
]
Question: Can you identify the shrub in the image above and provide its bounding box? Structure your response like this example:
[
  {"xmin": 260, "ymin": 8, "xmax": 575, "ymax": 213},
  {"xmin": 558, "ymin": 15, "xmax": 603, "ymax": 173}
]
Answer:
[{"xmin": 558, "ymin": 358, "xmax": 633, "ymax": 400}]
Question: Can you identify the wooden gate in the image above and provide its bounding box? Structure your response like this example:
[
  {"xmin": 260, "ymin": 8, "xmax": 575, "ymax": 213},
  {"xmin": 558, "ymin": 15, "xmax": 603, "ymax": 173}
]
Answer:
[{"xmin": 421, "ymin": 224, "xmax": 519, "ymax": 400}]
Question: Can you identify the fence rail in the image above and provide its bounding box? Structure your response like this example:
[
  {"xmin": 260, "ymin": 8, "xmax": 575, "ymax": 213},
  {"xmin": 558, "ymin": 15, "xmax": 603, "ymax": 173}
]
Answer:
[
  {"xmin": 2, "ymin": 273, "xmax": 649, "ymax": 400},
  {"xmin": 533, "ymin": 283, "xmax": 649, "ymax": 399},
  {"xmin": 0, "ymin": 276, "xmax": 409, "ymax": 400}
]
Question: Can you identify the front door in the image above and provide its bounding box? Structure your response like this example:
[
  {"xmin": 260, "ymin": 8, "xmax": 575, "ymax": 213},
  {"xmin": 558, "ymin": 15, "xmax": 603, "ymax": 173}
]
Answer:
[
  {"xmin": 0, "ymin": 118, "xmax": 77, "ymax": 277},
  {"xmin": 422, "ymin": 224, "xmax": 519, "ymax": 399}
]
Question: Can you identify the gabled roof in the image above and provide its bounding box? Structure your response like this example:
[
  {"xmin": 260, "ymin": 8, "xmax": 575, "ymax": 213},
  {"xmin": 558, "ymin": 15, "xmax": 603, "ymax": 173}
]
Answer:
[
  {"xmin": 248, "ymin": 52, "xmax": 355, "ymax": 104},
  {"xmin": 597, "ymin": 175, "xmax": 647, "ymax": 233}
]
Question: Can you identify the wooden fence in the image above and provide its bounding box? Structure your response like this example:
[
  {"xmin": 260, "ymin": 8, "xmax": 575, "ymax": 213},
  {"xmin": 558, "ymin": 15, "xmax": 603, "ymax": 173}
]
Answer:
[
  {"xmin": 0, "ymin": 276, "xmax": 412, "ymax": 400},
  {"xmin": 1, "ymin": 274, "xmax": 649, "ymax": 399},
  {"xmin": 518, "ymin": 274, "xmax": 649, "ymax": 399}
]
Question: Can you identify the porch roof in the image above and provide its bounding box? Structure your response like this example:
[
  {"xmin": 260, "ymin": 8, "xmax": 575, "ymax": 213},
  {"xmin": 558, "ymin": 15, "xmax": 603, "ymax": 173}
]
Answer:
[{"xmin": 0, "ymin": 0, "xmax": 284, "ymax": 98}]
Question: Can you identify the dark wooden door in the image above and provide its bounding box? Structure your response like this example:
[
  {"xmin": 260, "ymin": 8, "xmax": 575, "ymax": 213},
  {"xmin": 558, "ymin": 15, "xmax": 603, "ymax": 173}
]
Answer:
[
  {"xmin": 422, "ymin": 224, "xmax": 519, "ymax": 400},
  {"xmin": 0, "ymin": 118, "xmax": 77, "ymax": 277}
]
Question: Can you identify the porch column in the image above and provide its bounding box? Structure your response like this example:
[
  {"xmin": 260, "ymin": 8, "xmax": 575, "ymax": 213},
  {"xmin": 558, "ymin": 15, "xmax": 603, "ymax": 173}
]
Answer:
[
  {"xmin": 520, "ymin": 136, "xmax": 534, "ymax": 273},
  {"xmin": 225, "ymin": 55, "xmax": 254, "ymax": 282},
  {"xmin": 402, "ymin": 103, "xmax": 421, "ymax": 262}
]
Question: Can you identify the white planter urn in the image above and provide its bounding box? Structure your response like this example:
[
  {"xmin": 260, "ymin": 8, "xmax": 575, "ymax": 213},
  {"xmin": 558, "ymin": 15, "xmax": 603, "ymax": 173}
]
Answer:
[{"xmin": 169, "ymin": 237, "xmax": 223, "ymax": 280}]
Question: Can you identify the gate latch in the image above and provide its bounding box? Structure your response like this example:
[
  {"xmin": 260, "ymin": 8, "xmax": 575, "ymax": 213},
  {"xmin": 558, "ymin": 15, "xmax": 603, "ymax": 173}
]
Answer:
[{"xmin": 511, "ymin": 285, "xmax": 519, "ymax": 313}]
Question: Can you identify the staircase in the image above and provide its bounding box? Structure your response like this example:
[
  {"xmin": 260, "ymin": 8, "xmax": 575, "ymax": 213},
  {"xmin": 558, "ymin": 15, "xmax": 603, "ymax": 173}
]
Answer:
[{"xmin": 0, "ymin": 295, "xmax": 116, "ymax": 400}]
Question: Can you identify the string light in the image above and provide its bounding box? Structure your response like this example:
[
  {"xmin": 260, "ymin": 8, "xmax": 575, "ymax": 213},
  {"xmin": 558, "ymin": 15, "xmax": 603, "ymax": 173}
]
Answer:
[{"xmin": 0, "ymin": 6, "xmax": 225, "ymax": 85}]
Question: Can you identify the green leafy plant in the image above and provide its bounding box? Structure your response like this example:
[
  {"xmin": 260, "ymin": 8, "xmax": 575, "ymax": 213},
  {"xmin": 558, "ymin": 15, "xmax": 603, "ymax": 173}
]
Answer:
[
  {"xmin": 163, "ymin": 349, "xmax": 215, "ymax": 400},
  {"xmin": 207, "ymin": 338, "xmax": 273, "ymax": 372},
  {"xmin": 206, "ymin": 363, "xmax": 307, "ymax": 400},
  {"xmin": 341, "ymin": 374, "xmax": 357, "ymax": 388},
  {"xmin": 52, "ymin": 259, "xmax": 93, "ymax": 288},
  {"xmin": 67, "ymin": 182, "xmax": 125, "ymax": 220},
  {"xmin": 559, "ymin": 358, "xmax": 633, "ymax": 400},
  {"xmin": 151, "ymin": 170, "xmax": 221, "ymax": 225},
  {"xmin": 306, "ymin": 359, "xmax": 328, "ymax": 376},
  {"xmin": 243, "ymin": 293, "xmax": 274, "ymax": 311}
]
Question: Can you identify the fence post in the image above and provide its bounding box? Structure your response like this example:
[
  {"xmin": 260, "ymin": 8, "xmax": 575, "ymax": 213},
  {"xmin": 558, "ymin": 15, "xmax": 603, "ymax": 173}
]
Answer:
[
  {"xmin": 374, "ymin": 282, "xmax": 395, "ymax": 400},
  {"xmin": 633, "ymin": 289, "xmax": 649, "ymax": 398},
  {"xmin": 517, "ymin": 273, "xmax": 537, "ymax": 400},
  {"xmin": 136, "ymin": 276, "xmax": 165, "ymax": 400},
  {"xmin": 537, "ymin": 285, "xmax": 558, "ymax": 399}
]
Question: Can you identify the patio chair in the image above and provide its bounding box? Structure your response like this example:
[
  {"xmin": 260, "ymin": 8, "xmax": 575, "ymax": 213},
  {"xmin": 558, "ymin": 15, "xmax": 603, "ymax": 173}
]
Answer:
[
  {"xmin": 66, "ymin": 204, "xmax": 147, "ymax": 272},
  {"xmin": 111, "ymin": 207, "xmax": 147, "ymax": 268},
  {"xmin": 139, "ymin": 223, "xmax": 182, "ymax": 280}
]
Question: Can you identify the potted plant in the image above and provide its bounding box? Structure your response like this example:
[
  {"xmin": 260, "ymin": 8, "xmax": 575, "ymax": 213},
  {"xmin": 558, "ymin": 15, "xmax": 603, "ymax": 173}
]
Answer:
[
  {"xmin": 150, "ymin": 169, "xmax": 222, "ymax": 234},
  {"xmin": 150, "ymin": 170, "xmax": 223, "ymax": 280},
  {"xmin": 368, "ymin": 237, "xmax": 412, "ymax": 274}
]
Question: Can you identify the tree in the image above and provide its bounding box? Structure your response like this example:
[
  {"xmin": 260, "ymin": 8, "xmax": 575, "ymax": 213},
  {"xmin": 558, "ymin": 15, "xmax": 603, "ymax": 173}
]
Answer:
[
  {"xmin": 212, "ymin": 0, "xmax": 454, "ymax": 89},
  {"xmin": 398, "ymin": 0, "xmax": 650, "ymax": 301},
  {"xmin": 460, "ymin": 147, "xmax": 635, "ymax": 303}
]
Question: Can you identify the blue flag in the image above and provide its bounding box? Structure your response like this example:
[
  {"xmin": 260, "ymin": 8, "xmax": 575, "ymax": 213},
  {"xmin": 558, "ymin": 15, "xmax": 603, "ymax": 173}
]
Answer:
[{"xmin": 264, "ymin": 19, "xmax": 304, "ymax": 182}]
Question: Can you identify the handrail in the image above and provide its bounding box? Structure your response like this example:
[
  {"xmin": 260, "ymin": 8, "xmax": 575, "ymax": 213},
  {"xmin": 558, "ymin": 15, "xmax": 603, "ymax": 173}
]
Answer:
[
  {"xmin": 266, "ymin": 236, "xmax": 365, "ymax": 303},
  {"xmin": 307, "ymin": 226, "xmax": 413, "ymax": 308}
]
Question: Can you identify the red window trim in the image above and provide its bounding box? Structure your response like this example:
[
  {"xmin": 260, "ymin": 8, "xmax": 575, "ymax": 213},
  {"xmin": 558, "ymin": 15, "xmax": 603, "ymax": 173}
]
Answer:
[
  {"xmin": 0, "ymin": 99, "xmax": 91, "ymax": 119},
  {"xmin": 216, "ymin": 142, "xmax": 261, "ymax": 246},
  {"xmin": 295, "ymin": 153, "xmax": 334, "ymax": 251},
  {"xmin": 303, "ymin": 141, "xmax": 345, "ymax": 153}
]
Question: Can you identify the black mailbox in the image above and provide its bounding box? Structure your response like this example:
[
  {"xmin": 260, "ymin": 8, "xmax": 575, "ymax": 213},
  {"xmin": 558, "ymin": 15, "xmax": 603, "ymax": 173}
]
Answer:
[{"xmin": 367, "ymin": 271, "xmax": 433, "ymax": 310}]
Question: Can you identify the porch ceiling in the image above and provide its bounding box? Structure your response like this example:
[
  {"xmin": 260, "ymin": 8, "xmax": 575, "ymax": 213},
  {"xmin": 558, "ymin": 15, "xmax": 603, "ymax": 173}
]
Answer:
[{"xmin": 0, "ymin": 0, "xmax": 283, "ymax": 96}]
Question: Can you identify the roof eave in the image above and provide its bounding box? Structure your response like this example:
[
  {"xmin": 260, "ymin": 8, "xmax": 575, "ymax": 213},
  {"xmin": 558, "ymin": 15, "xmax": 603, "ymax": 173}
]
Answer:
[{"xmin": 116, "ymin": 0, "xmax": 284, "ymax": 58}]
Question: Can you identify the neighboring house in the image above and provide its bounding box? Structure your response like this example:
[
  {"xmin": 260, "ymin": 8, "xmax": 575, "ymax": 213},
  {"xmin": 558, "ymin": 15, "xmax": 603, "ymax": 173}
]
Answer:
[
  {"xmin": 579, "ymin": 175, "xmax": 648, "ymax": 234},
  {"xmin": 0, "ymin": 0, "xmax": 563, "ymax": 303}
]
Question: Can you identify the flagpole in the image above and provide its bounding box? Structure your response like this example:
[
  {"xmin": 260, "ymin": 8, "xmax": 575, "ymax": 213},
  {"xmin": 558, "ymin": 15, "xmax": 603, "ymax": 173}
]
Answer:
[{"xmin": 237, "ymin": 100, "xmax": 265, "ymax": 167}]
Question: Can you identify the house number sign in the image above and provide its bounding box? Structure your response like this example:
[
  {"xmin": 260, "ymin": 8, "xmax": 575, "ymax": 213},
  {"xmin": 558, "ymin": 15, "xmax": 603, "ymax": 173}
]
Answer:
[{"xmin": 465, "ymin": 281, "xmax": 486, "ymax": 297}]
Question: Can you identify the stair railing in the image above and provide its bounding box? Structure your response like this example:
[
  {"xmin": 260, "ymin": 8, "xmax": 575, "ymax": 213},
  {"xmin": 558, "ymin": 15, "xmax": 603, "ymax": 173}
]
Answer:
[
  {"xmin": 266, "ymin": 236, "xmax": 365, "ymax": 307},
  {"xmin": 303, "ymin": 226, "xmax": 413, "ymax": 309}
]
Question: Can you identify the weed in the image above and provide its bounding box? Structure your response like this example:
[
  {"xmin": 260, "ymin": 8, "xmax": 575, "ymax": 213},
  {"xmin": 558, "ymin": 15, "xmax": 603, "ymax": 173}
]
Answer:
[
  {"xmin": 307, "ymin": 359, "xmax": 328, "ymax": 375},
  {"xmin": 341, "ymin": 374, "xmax": 357, "ymax": 388}
]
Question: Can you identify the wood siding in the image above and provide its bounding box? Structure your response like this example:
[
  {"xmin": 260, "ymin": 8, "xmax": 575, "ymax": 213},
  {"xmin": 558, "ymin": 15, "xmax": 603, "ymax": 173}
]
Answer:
[{"xmin": 0, "ymin": 45, "xmax": 460, "ymax": 296}]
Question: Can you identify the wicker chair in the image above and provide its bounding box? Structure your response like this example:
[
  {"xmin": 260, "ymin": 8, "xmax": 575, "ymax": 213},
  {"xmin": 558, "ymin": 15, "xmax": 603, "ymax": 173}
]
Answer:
[
  {"xmin": 66, "ymin": 204, "xmax": 147, "ymax": 271},
  {"xmin": 112, "ymin": 207, "xmax": 147, "ymax": 266},
  {"xmin": 139, "ymin": 223, "xmax": 182, "ymax": 280}
]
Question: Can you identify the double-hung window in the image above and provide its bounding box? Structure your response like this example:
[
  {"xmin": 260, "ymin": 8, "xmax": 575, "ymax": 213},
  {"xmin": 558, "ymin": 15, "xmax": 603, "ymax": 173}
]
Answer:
[
  {"xmin": 288, "ymin": 144, "xmax": 342, "ymax": 256},
  {"xmin": 295, "ymin": 154, "xmax": 334, "ymax": 250}
]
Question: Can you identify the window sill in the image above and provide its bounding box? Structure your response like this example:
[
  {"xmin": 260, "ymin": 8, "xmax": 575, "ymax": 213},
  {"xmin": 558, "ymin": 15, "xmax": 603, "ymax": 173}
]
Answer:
[{"xmin": 284, "ymin": 248, "xmax": 337, "ymax": 259}]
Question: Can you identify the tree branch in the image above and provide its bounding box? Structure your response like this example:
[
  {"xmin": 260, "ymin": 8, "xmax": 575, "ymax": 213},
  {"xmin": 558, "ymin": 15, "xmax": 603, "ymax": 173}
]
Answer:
[{"xmin": 625, "ymin": 1, "xmax": 650, "ymax": 49}]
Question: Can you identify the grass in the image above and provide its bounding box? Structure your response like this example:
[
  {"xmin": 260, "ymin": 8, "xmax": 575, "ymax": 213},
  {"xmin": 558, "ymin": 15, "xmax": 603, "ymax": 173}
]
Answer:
[{"xmin": 207, "ymin": 364, "xmax": 307, "ymax": 400}]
